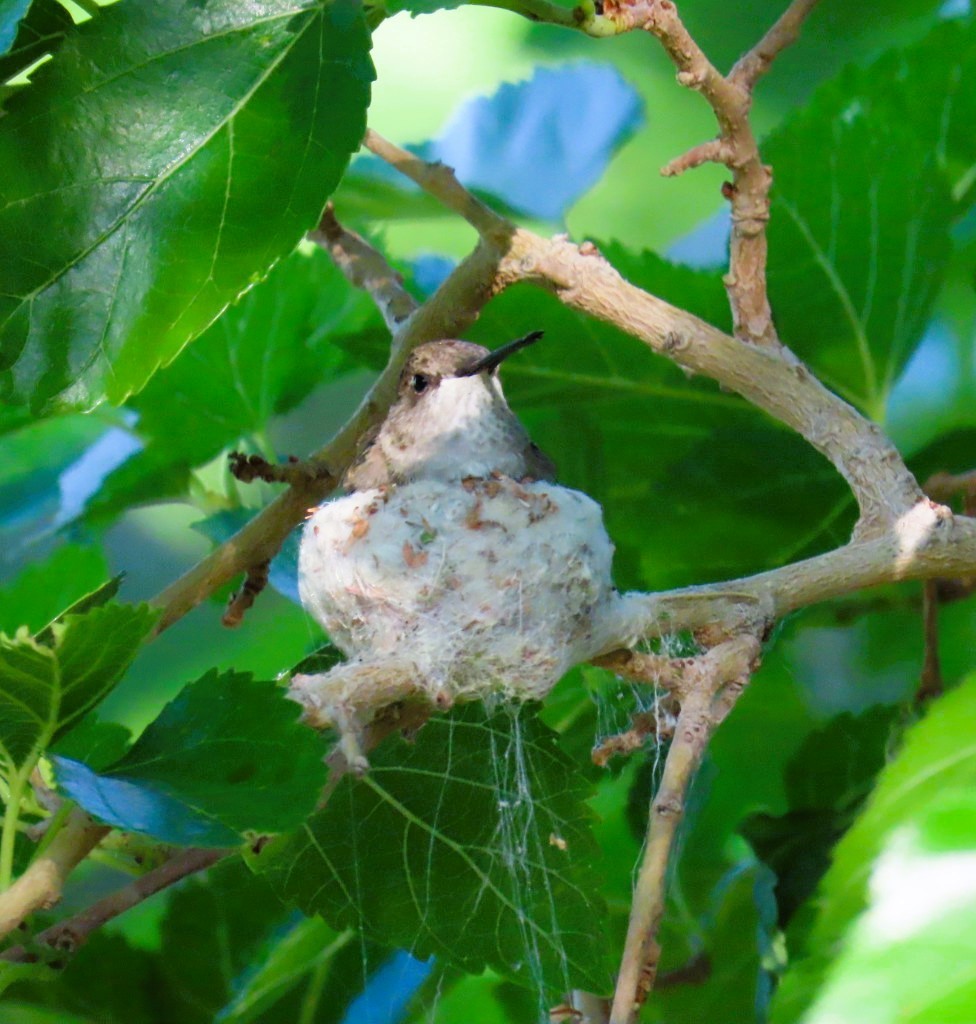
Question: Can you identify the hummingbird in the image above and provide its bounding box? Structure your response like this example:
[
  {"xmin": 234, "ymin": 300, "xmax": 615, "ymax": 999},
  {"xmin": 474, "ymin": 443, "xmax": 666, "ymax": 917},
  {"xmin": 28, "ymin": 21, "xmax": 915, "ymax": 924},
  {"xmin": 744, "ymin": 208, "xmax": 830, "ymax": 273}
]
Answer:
[
  {"xmin": 294, "ymin": 331, "xmax": 623, "ymax": 768},
  {"xmin": 344, "ymin": 331, "xmax": 556, "ymax": 490}
]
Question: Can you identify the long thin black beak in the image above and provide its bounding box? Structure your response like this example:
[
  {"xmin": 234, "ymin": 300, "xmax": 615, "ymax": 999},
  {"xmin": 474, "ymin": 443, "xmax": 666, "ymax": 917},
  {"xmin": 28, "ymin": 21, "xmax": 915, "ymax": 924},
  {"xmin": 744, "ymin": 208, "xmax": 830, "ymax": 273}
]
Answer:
[{"xmin": 456, "ymin": 330, "xmax": 544, "ymax": 377}]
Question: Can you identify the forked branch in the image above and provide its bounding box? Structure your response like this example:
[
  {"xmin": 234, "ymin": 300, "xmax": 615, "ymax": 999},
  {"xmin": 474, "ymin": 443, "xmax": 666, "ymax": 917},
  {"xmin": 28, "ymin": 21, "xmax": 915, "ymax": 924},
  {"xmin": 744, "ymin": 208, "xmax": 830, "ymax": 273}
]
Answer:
[{"xmin": 609, "ymin": 636, "xmax": 761, "ymax": 1024}]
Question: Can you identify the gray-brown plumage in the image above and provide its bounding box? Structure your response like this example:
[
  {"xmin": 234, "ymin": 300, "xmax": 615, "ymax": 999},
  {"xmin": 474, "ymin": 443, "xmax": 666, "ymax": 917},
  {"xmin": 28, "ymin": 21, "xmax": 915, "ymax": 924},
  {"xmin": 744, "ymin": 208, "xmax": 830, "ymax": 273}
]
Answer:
[{"xmin": 344, "ymin": 333, "xmax": 555, "ymax": 490}]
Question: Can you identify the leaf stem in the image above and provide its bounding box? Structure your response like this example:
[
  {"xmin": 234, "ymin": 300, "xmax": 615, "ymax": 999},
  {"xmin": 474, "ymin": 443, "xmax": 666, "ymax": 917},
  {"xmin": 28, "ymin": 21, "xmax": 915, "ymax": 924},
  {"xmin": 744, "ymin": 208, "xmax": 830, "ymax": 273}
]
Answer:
[{"xmin": 0, "ymin": 769, "xmax": 28, "ymax": 891}]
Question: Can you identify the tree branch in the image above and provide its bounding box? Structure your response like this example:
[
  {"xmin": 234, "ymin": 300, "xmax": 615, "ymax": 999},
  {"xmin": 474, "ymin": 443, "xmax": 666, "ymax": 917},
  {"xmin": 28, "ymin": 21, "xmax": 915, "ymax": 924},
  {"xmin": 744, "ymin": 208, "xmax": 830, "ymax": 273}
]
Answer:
[
  {"xmin": 1, "ymin": 847, "xmax": 227, "ymax": 963},
  {"xmin": 0, "ymin": 811, "xmax": 107, "ymax": 941},
  {"xmin": 609, "ymin": 636, "xmax": 760, "ymax": 1023},
  {"xmin": 309, "ymin": 203, "xmax": 419, "ymax": 332}
]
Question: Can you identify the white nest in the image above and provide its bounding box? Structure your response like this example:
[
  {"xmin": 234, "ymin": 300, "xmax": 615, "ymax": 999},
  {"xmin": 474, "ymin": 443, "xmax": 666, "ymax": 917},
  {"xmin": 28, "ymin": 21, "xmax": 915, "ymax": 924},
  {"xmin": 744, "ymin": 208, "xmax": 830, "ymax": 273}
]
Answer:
[{"xmin": 295, "ymin": 476, "xmax": 628, "ymax": 750}]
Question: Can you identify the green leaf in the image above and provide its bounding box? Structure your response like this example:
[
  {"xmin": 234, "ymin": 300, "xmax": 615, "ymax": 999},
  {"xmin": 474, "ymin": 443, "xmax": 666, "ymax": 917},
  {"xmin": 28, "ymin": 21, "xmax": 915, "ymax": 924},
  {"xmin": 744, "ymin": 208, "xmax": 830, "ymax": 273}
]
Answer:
[
  {"xmin": 87, "ymin": 246, "xmax": 385, "ymax": 522},
  {"xmin": 766, "ymin": 45, "xmax": 956, "ymax": 417},
  {"xmin": 0, "ymin": 0, "xmax": 374, "ymax": 411},
  {"xmin": 0, "ymin": 413, "xmax": 105, "ymax": 551},
  {"xmin": 254, "ymin": 704, "xmax": 613, "ymax": 997},
  {"xmin": 801, "ymin": 790, "xmax": 976, "ymax": 1024},
  {"xmin": 50, "ymin": 716, "xmax": 131, "ymax": 771},
  {"xmin": 772, "ymin": 673, "xmax": 976, "ymax": 1022},
  {"xmin": 54, "ymin": 670, "xmax": 329, "ymax": 846},
  {"xmin": 0, "ymin": 602, "xmax": 154, "ymax": 771},
  {"xmin": 0, "ymin": 544, "xmax": 108, "ymax": 636}
]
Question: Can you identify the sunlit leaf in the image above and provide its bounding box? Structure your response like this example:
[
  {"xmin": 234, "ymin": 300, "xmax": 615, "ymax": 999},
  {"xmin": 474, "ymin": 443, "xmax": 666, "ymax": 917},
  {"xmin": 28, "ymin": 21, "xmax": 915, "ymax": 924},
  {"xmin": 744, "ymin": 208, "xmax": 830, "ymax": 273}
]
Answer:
[
  {"xmin": 772, "ymin": 673, "xmax": 976, "ymax": 1022},
  {"xmin": 0, "ymin": 0, "xmax": 373, "ymax": 411},
  {"xmin": 0, "ymin": 544, "xmax": 108, "ymax": 636}
]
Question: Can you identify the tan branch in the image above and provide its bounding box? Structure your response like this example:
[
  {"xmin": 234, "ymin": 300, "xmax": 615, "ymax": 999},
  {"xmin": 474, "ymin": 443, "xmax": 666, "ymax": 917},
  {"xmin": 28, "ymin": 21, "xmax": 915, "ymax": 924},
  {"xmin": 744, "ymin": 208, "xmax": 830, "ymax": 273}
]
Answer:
[
  {"xmin": 625, "ymin": 0, "xmax": 776, "ymax": 345},
  {"xmin": 597, "ymin": 0, "xmax": 815, "ymax": 347},
  {"xmin": 363, "ymin": 129, "xmax": 512, "ymax": 244},
  {"xmin": 309, "ymin": 203, "xmax": 419, "ymax": 332},
  {"xmin": 493, "ymin": 227, "xmax": 922, "ymax": 531},
  {"xmin": 609, "ymin": 636, "xmax": 760, "ymax": 1022},
  {"xmin": 606, "ymin": 504, "xmax": 976, "ymax": 642},
  {"xmin": 1, "ymin": 847, "xmax": 226, "ymax": 963},
  {"xmin": 0, "ymin": 810, "xmax": 107, "ymax": 941}
]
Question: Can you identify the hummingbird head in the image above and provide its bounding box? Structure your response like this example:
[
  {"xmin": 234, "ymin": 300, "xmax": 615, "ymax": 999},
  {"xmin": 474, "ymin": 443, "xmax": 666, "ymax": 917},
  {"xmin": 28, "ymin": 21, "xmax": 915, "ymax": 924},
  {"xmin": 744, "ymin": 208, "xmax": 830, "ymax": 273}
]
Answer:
[
  {"xmin": 395, "ymin": 331, "xmax": 544, "ymax": 409},
  {"xmin": 345, "ymin": 331, "xmax": 553, "ymax": 488}
]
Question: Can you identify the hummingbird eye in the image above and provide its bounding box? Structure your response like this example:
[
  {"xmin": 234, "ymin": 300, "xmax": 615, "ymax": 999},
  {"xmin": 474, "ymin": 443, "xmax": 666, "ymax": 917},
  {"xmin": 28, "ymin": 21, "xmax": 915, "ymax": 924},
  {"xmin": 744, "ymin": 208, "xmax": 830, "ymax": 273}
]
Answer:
[{"xmin": 412, "ymin": 373, "xmax": 431, "ymax": 394}]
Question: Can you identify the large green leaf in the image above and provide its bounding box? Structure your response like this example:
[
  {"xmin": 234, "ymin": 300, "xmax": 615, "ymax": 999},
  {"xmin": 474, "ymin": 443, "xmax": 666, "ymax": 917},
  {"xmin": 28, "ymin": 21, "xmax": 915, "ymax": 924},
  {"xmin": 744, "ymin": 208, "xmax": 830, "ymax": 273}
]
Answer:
[
  {"xmin": 254, "ymin": 704, "xmax": 613, "ymax": 997},
  {"xmin": 54, "ymin": 670, "xmax": 329, "ymax": 846},
  {"xmin": 0, "ymin": 602, "xmax": 155, "ymax": 772},
  {"xmin": 0, "ymin": 0, "xmax": 373, "ymax": 412},
  {"xmin": 799, "ymin": 789, "xmax": 976, "ymax": 1024},
  {"xmin": 152, "ymin": 859, "xmax": 297, "ymax": 1024},
  {"xmin": 772, "ymin": 672, "xmax": 976, "ymax": 1022},
  {"xmin": 766, "ymin": 39, "xmax": 958, "ymax": 417}
]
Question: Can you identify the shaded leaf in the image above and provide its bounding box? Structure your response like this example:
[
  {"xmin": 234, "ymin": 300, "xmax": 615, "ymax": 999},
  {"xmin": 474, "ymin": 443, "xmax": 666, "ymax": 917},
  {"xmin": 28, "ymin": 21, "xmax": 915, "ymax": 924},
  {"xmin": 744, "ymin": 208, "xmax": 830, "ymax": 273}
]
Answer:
[
  {"xmin": 0, "ymin": 414, "xmax": 106, "ymax": 557},
  {"xmin": 766, "ymin": 46, "xmax": 956, "ymax": 416},
  {"xmin": 254, "ymin": 704, "xmax": 613, "ymax": 996},
  {"xmin": 54, "ymin": 670, "xmax": 328, "ymax": 846},
  {"xmin": 152, "ymin": 858, "xmax": 295, "ymax": 1024},
  {"xmin": 0, "ymin": 602, "xmax": 154, "ymax": 771},
  {"xmin": 0, "ymin": 0, "xmax": 71, "ymax": 85},
  {"xmin": 0, "ymin": 0, "xmax": 373, "ymax": 411},
  {"xmin": 50, "ymin": 717, "xmax": 131, "ymax": 771},
  {"xmin": 0, "ymin": 0, "xmax": 32, "ymax": 58},
  {"xmin": 743, "ymin": 707, "xmax": 901, "ymax": 927},
  {"xmin": 217, "ymin": 916, "xmax": 348, "ymax": 1024},
  {"xmin": 646, "ymin": 864, "xmax": 777, "ymax": 1024}
]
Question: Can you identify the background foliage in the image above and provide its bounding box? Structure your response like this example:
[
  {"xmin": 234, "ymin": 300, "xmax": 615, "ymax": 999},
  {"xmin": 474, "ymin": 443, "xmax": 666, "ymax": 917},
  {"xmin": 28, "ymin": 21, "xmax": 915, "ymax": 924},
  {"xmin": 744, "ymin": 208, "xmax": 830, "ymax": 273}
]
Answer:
[{"xmin": 1, "ymin": 0, "xmax": 975, "ymax": 1021}]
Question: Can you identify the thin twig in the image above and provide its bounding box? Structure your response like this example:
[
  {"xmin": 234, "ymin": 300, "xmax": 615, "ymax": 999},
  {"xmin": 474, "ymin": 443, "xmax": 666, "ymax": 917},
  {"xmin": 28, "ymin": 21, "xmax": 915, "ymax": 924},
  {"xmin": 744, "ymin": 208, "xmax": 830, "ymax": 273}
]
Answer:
[
  {"xmin": 609, "ymin": 636, "xmax": 760, "ymax": 1023},
  {"xmin": 1, "ymin": 848, "xmax": 227, "ymax": 963},
  {"xmin": 729, "ymin": 0, "xmax": 824, "ymax": 90},
  {"xmin": 363, "ymin": 129, "xmax": 514, "ymax": 244},
  {"xmin": 925, "ymin": 469, "xmax": 976, "ymax": 506},
  {"xmin": 309, "ymin": 204, "xmax": 419, "ymax": 332},
  {"xmin": 626, "ymin": 0, "xmax": 777, "ymax": 345}
]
